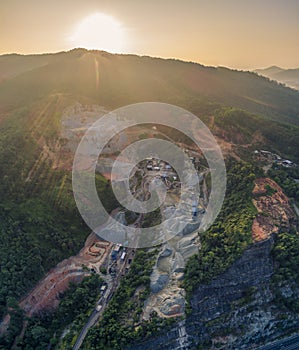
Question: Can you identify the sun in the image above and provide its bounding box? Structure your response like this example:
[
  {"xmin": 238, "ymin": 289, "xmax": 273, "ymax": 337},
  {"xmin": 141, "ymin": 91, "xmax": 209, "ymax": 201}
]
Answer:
[{"xmin": 68, "ymin": 13, "xmax": 127, "ymax": 53}]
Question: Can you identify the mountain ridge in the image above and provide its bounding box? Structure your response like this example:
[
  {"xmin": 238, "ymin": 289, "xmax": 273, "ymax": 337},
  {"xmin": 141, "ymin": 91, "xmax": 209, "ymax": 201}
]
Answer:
[
  {"xmin": 255, "ymin": 66, "xmax": 299, "ymax": 91},
  {"xmin": 0, "ymin": 49, "xmax": 299, "ymax": 126}
]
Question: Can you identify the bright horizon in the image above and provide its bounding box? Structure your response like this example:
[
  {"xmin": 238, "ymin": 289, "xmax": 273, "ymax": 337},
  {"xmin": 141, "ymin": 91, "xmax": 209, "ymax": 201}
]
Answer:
[{"xmin": 1, "ymin": 0, "xmax": 299, "ymax": 70}]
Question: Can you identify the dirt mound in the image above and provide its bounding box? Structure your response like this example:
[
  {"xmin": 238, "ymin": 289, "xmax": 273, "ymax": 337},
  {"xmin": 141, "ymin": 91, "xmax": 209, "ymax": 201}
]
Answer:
[
  {"xmin": 19, "ymin": 233, "xmax": 111, "ymax": 316},
  {"xmin": 252, "ymin": 178, "xmax": 296, "ymax": 242}
]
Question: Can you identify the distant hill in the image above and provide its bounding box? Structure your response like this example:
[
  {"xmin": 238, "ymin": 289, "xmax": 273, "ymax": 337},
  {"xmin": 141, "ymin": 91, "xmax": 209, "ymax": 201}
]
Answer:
[
  {"xmin": 255, "ymin": 66, "xmax": 299, "ymax": 91},
  {"xmin": 0, "ymin": 49, "xmax": 299, "ymax": 125},
  {"xmin": 256, "ymin": 65, "xmax": 285, "ymax": 76}
]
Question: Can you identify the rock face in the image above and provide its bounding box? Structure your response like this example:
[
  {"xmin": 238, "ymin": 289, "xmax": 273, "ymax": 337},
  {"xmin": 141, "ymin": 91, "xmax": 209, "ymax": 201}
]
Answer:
[
  {"xmin": 145, "ymin": 228, "xmax": 200, "ymax": 319},
  {"xmin": 150, "ymin": 272, "xmax": 170, "ymax": 294},
  {"xmin": 128, "ymin": 238, "xmax": 299, "ymax": 350}
]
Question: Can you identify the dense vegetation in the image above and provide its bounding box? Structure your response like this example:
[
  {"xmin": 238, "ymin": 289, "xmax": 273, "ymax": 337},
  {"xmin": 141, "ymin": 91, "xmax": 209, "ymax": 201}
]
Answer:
[
  {"xmin": 272, "ymin": 232, "xmax": 299, "ymax": 284},
  {"xmin": 210, "ymin": 107, "xmax": 299, "ymax": 163},
  {"xmin": 183, "ymin": 160, "xmax": 259, "ymax": 300},
  {"xmin": 268, "ymin": 166, "xmax": 299, "ymax": 206},
  {"xmin": 81, "ymin": 249, "xmax": 169, "ymax": 350},
  {"xmin": 0, "ymin": 101, "xmax": 117, "ymax": 348},
  {"xmin": 2, "ymin": 275, "xmax": 103, "ymax": 350},
  {"xmin": 141, "ymin": 207, "xmax": 162, "ymax": 228},
  {"xmin": 0, "ymin": 107, "xmax": 84, "ymax": 319},
  {"xmin": 271, "ymin": 231, "xmax": 299, "ymax": 312}
]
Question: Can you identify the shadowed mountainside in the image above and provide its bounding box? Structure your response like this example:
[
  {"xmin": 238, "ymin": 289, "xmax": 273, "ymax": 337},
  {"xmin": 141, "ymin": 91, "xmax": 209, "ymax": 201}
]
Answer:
[{"xmin": 0, "ymin": 49, "xmax": 299, "ymax": 125}]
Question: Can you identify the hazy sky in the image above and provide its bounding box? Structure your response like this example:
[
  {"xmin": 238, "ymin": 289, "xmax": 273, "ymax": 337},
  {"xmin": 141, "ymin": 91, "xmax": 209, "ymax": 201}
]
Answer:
[{"xmin": 1, "ymin": 0, "xmax": 299, "ymax": 69}]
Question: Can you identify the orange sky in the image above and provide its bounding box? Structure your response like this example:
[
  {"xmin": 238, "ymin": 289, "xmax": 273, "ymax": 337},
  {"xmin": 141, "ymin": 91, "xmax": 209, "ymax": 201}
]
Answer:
[{"xmin": 1, "ymin": 0, "xmax": 299, "ymax": 69}]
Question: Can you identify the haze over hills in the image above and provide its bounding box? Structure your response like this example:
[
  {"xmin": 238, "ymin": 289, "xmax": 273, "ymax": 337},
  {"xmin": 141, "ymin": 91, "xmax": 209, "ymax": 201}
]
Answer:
[
  {"xmin": 1, "ymin": 48, "xmax": 299, "ymax": 164},
  {"xmin": 0, "ymin": 49, "xmax": 299, "ymax": 126},
  {"xmin": 255, "ymin": 65, "xmax": 299, "ymax": 91}
]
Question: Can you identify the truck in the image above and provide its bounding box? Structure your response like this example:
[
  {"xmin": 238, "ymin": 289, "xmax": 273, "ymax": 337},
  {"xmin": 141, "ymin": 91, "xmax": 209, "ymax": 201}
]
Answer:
[
  {"xmin": 96, "ymin": 305, "xmax": 102, "ymax": 312},
  {"xmin": 100, "ymin": 285, "xmax": 107, "ymax": 294},
  {"xmin": 120, "ymin": 252, "xmax": 126, "ymax": 261}
]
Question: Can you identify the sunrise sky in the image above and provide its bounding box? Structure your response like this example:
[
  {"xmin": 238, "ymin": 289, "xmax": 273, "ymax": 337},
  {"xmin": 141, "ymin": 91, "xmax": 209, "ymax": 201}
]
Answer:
[{"xmin": 1, "ymin": 0, "xmax": 299, "ymax": 69}]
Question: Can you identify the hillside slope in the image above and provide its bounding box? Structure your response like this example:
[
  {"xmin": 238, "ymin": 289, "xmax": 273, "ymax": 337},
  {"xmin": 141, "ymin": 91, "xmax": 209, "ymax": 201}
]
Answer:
[
  {"xmin": 0, "ymin": 49, "xmax": 299, "ymax": 125},
  {"xmin": 0, "ymin": 49, "xmax": 298, "ymax": 349}
]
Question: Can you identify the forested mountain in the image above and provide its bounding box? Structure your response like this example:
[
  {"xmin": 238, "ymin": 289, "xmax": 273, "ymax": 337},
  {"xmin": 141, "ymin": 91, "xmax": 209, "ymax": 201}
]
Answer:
[
  {"xmin": 0, "ymin": 49, "xmax": 299, "ymax": 125},
  {"xmin": 0, "ymin": 49, "xmax": 298, "ymax": 349}
]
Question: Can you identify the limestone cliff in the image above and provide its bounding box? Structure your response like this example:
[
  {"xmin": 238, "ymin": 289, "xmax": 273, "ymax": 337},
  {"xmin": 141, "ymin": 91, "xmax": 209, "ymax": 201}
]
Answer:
[
  {"xmin": 127, "ymin": 178, "xmax": 298, "ymax": 350},
  {"xmin": 127, "ymin": 238, "xmax": 299, "ymax": 350}
]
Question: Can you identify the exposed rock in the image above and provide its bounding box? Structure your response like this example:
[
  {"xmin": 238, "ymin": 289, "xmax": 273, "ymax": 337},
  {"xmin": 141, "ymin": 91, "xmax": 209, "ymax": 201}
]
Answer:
[
  {"xmin": 18, "ymin": 233, "xmax": 111, "ymax": 316},
  {"xmin": 128, "ymin": 237, "xmax": 299, "ymax": 350},
  {"xmin": 182, "ymin": 222, "xmax": 200, "ymax": 236},
  {"xmin": 172, "ymin": 252, "xmax": 185, "ymax": 273},
  {"xmin": 147, "ymin": 229, "xmax": 199, "ymax": 317},
  {"xmin": 157, "ymin": 255, "xmax": 172, "ymax": 273},
  {"xmin": 145, "ymin": 201, "xmax": 201, "ymax": 317},
  {"xmin": 159, "ymin": 247, "xmax": 173, "ymax": 258},
  {"xmin": 139, "ymin": 177, "xmax": 297, "ymax": 349},
  {"xmin": 160, "ymin": 294, "xmax": 185, "ymax": 317},
  {"xmin": 252, "ymin": 178, "xmax": 297, "ymax": 242},
  {"xmin": 150, "ymin": 272, "xmax": 169, "ymax": 294},
  {"xmin": 177, "ymin": 235, "xmax": 199, "ymax": 260},
  {"xmin": 144, "ymin": 284, "xmax": 186, "ymax": 320}
]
